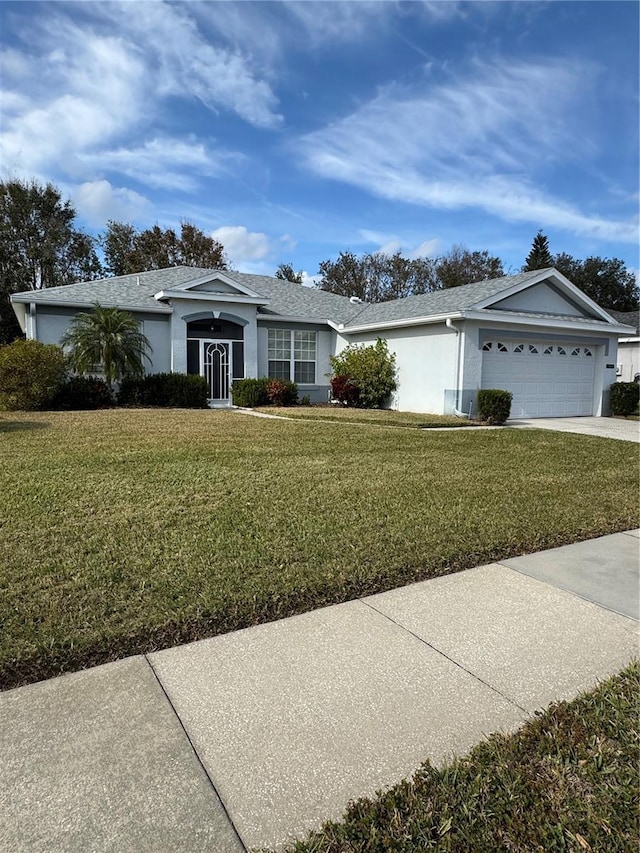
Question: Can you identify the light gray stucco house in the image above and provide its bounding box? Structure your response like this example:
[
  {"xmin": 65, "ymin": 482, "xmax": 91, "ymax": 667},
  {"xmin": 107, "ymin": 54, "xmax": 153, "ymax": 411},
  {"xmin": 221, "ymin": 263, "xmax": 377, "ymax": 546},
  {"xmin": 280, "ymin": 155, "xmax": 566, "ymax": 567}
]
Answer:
[
  {"xmin": 608, "ymin": 310, "xmax": 639, "ymax": 383},
  {"xmin": 10, "ymin": 266, "xmax": 635, "ymax": 418}
]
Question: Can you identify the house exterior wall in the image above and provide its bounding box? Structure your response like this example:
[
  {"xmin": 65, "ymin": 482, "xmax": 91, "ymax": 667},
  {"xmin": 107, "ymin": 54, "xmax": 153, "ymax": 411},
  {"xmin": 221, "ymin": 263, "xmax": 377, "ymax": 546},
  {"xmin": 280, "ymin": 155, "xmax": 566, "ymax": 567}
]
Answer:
[
  {"xmin": 29, "ymin": 305, "xmax": 172, "ymax": 375},
  {"xmin": 460, "ymin": 318, "xmax": 620, "ymax": 416},
  {"xmin": 336, "ymin": 324, "xmax": 458, "ymax": 414},
  {"xmin": 617, "ymin": 340, "xmax": 639, "ymax": 382},
  {"xmin": 170, "ymin": 299, "xmax": 258, "ymax": 378},
  {"xmin": 491, "ymin": 282, "xmax": 592, "ymax": 317},
  {"xmin": 257, "ymin": 321, "xmax": 333, "ymax": 403}
]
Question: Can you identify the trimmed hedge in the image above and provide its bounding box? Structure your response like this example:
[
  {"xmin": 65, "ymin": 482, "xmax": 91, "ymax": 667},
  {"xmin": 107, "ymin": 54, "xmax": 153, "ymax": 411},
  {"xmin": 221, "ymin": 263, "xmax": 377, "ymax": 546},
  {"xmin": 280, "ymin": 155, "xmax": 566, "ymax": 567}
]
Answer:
[
  {"xmin": 477, "ymin": 389, "xmax": 513, "ymax": 425},
  {"xmin": 50, "ymin": 376, "xmax": 114, "ymax": 410},
  {"xmin": 232, "ymin": 378, "xmax": 299, "ymax": 407},
  {"xmin": 609, "ymin": 381, "xmax": 640, "ymax": 417},
  {"xmin": 0, "ymin": 339, "xmax": 67, "ymax": 411},
  {"xmin": 231, "ymin": 378, "xmax": 269, "ymax": 407},
  {"xmin": 118, "ymin": 373, "xmax": 209, "ymax": 408}
]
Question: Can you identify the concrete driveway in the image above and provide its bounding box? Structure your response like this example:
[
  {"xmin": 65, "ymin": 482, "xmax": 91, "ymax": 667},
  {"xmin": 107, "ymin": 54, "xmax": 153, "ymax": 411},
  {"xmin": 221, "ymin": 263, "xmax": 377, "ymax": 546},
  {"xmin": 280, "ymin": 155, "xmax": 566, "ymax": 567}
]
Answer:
[{"xmin": 508, "ymin": 416, "xmax": 639, "ymax": 442}]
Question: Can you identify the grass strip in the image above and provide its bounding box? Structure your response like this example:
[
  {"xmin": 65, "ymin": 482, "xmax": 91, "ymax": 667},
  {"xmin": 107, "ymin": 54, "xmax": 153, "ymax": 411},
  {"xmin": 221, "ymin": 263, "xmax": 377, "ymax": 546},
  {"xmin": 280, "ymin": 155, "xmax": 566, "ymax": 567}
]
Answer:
[
  {"xmin": 277, "ymin": 662, "xmax": 640, "ymax": 853},
  {"xmin": 253, "ymin": 406, "xmax": 475, "ymax": 428},
  {"xmin": 1, "ymin": 409, "xmax": 638, "ymax": 689}
]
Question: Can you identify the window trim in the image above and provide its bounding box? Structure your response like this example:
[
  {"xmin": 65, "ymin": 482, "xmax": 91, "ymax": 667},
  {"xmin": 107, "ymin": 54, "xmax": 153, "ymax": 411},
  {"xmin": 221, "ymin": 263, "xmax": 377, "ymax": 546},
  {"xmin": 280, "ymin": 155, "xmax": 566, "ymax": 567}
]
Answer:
[{"xmin": 268, "ymin": 329, "xmax": 317, "ymax": 385}]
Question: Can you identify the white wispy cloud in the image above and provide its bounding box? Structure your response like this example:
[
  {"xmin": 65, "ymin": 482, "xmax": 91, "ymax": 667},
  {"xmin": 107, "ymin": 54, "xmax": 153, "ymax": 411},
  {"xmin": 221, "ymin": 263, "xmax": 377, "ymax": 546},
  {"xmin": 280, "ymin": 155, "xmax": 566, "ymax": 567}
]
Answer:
[
  {"xmin": 0, "ymin": 2, "xmax": 278, "ymax": 196},
  {"xmin": 358, "ymin": 229, "xmax": 441, "ymax": 257},
  {"xmin": 299, "ymin": 58, "xmax": 638, "ymax": 244},
  {"xmin": 93, "ymin": 1, "xmax": 282, "ymax": 129},
  {"xmin": 80, "ymin": 138, "xmax": 240, "ymax": 193}
]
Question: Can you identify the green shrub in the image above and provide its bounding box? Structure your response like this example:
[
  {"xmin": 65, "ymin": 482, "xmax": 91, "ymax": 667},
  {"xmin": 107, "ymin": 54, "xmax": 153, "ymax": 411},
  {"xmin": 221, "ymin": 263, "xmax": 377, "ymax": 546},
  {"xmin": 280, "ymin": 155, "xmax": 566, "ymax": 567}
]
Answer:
[
  {"xmin": 50, "ymin": 376, "xmax": 114, "ymax": 410},
  {"xmin": 609, "ymin": 381, "xmax": 640, "ymax": 416},
  {"xmin": 0, "ymin": 339, "xmax": 67, "ymax": 411},
  {"xmin": 231, "ymin": 378, "xmax": 269, "ymax": 407},
  {"xmin": 266, "ymin": 378, "xmax": 298, "ymax": 406},
  {"xmin": 477, "ymin": 389, "xmax": 513, "ymax": 425},
  {"xmin": 300, "ymin": 395, "xmax": 311, "ymax": 406},
  {"xmin": 329, "ymin": 339, "xmax": 397, "ymax": 408},
  {"xmin": 118, "ymin": 373, "xmax": 208, "ymax": 408}
]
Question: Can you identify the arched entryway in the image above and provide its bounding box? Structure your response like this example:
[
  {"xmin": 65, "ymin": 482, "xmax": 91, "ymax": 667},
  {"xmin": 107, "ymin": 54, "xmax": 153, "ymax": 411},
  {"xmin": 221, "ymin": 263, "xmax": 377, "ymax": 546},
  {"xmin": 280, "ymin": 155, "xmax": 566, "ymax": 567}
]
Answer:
[{"xmin": 185, "ymin": 315, "xmax": 245, "ymax": 404}]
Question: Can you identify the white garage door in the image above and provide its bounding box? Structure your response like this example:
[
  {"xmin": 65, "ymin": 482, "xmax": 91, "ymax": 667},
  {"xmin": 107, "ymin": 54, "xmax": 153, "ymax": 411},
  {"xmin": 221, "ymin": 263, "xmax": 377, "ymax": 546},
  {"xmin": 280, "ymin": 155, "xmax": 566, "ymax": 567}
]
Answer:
[{"xmin": 481, "ymin": 340, "xmax": 595, "ymax": 418}]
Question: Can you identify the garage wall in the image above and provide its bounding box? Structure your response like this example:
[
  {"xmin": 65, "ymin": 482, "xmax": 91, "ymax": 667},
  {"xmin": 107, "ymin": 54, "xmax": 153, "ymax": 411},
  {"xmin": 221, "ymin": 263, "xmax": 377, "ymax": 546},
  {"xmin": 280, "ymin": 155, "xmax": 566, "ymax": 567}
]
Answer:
[
  {"xmin": 336, "ymin": 323, "xmax": 457, "ymax": 414},
  {"xmin": 461, "ymin": 319, "xmax": 620, "ymax": 417}
]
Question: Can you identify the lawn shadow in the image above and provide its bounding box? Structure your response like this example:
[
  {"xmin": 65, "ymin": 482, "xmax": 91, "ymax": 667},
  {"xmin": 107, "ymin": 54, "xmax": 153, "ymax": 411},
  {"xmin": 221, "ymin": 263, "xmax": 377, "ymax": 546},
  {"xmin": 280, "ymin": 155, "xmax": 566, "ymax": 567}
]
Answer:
[{"xmin": 0, "ymin": 419, "xmax": 49, "ymax": 433}]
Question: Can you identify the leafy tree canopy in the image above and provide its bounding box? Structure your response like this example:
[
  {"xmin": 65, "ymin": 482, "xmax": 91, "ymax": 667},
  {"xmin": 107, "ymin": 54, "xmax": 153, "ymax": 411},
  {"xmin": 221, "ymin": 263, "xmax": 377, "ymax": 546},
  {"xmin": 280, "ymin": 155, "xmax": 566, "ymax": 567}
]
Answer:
[
  {"xmin": 101, "ymin": 220, "xmax": 227, "ymax": 276},
  {"xmin": 317, "ymin": 246, "xmax": 502, "ymax": 302},
  {"xmin": 61, "ymin": 304, "xmax": 152, "ymax": 387},
  {"xmin": 523, "ymin": 230, "xmax": 553, "ymax": 271},
  {"xmin": 275, "ymin": 263, "xmax": 304, "ymax": 284},
  {"xmin": 553, "ymin": 253, "xmax": 639, "ymax": 311},
  {"xmin": 434, "ymin": 245, "xmax": 504, "ymax": 289},
  {"xmin": 0, "ymin": 178, "xmax": 101, "ymax": 343},
  {"xmin": 318, "ymin": 251, "xmax": 439, "ymax": 302}
]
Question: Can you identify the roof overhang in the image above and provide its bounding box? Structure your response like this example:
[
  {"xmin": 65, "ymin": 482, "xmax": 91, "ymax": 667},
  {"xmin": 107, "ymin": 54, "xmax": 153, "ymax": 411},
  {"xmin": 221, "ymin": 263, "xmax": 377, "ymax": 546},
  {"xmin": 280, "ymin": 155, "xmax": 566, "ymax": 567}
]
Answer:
[
  {"xmin": 472, "ymin": 268, "xmax": 615, "ymax": 323},
  {"xmin": 10, "ymin": 293, "xmax": 172, "ymax": 314},
  {"xmin": 257, "ymin": 314, "xmax": 332, "ymax": 325},
  {"xmin": 333, "ymin": 312, "xmax": 464, "ymax": 334},
  {"xmin": 463, "ymin": 308, "xmax": 635, "ymax": 334},
  {"xmin": 154, "ymin": 289, "xmax": 268, "ymax": 306}
]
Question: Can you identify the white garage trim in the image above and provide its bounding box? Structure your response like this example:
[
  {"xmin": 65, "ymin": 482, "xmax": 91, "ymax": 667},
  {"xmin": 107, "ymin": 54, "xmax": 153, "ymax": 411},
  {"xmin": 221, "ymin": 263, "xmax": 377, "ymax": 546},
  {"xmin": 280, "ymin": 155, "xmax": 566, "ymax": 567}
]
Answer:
[{"xmin": 481, "ymin": 339, "xmax": 596, "ymax": 418}]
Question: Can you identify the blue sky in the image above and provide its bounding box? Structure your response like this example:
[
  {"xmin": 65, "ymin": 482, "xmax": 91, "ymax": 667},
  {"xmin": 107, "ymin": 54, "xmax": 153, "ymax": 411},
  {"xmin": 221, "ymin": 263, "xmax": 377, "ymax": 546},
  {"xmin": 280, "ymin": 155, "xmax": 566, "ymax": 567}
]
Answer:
[{"xmin": 1, "ymin": 1, "xmax": 638, "ymax": 282}]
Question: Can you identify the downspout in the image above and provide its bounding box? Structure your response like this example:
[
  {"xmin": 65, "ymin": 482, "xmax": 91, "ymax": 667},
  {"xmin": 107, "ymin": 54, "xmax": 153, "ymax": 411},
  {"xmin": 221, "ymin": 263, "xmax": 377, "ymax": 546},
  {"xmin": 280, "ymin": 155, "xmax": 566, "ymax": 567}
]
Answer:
[
  {"xmin": 445, "ymin": 317, "xmax": 471, "ymax": 419},
  {"xmin": 29, "ymin": 302, "xmax": 37, "ymax": 340}
]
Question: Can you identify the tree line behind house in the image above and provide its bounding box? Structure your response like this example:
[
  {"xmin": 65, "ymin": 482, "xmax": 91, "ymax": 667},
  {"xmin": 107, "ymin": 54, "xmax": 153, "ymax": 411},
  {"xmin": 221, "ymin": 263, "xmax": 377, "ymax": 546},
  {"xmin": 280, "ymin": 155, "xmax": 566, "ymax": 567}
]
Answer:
[{"xmin": 1, "ymin": 178, "xmax": 638, "ymax": 345}]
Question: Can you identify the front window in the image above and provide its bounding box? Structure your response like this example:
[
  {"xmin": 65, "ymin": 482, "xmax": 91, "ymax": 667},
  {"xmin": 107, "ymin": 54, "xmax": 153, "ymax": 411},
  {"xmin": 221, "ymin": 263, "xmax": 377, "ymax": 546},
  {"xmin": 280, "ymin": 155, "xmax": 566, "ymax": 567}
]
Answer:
[{"xmin": 268, "ymin": 329, "xmax": 317, "ymax": 383}]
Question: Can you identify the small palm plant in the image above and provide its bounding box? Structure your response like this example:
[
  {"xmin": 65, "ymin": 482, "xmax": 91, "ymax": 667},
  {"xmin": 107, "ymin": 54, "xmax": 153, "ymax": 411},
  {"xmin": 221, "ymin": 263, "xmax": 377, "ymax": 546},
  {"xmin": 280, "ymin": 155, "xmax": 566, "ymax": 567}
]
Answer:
[{"xmin": 61, "ymin": 304, "xmax": 151, "ymax": 388}]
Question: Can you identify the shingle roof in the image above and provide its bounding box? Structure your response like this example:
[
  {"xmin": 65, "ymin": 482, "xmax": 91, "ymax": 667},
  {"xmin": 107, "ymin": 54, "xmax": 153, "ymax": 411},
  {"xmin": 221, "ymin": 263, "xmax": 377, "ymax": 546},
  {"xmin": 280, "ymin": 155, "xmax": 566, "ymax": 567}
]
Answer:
[
  {"xmin": 340, "ymin": 270, "xmax": 551, "ymax": 327},
  {"xmin": 10, "ymin": 267, "xmax": 211, "ymax": 312},
  {"xmin": 12, "ymin": 265, "xmax": 623, "ymax": 330},
  {"xmin": 11, "ymin": 267, "xmax": 364, "ymax": 323},
  {"xmin": 608, "ymin": 310, "xmax": 639, "ymax": 335}
]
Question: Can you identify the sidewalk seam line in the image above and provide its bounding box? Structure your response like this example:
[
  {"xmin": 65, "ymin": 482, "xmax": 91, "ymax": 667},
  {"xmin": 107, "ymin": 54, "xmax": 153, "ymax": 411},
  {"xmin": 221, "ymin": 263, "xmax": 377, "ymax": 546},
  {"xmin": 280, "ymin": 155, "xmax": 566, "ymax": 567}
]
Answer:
[
  {"xmin": 358, "ymin": 599, "xmax": 530, "ymax": 715},
  {"xmin": 144, "ymin": 655, "xmax": 247, "ymax": 853}
]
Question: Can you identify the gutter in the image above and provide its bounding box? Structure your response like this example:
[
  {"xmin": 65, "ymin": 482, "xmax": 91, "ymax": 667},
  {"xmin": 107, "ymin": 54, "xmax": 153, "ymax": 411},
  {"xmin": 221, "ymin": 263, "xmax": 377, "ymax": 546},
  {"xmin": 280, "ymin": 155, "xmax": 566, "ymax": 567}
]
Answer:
[
  {"xmin": 9, "ymin": 295, "xmax": 173, "ymax": 314},
  {"xmin": 333, "ymin": 311, "xmax": 464, "ymax": 334}
]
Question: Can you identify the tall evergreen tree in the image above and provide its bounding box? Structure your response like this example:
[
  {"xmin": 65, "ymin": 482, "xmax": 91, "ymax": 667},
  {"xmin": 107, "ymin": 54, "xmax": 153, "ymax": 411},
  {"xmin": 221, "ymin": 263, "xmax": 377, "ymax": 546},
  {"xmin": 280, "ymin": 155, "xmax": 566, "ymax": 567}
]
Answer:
[{"xmin": 523, "ymin": 230, "xmax": 553, "ymax": 271}]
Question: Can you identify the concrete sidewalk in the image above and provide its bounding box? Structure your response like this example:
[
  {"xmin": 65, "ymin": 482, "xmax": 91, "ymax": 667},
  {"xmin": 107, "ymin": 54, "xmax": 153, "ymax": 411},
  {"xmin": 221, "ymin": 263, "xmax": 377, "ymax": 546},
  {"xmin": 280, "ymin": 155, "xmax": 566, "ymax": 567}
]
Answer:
[{"xmin": 1, "ymin": 532, "xmax": 638, "ymax": 852}]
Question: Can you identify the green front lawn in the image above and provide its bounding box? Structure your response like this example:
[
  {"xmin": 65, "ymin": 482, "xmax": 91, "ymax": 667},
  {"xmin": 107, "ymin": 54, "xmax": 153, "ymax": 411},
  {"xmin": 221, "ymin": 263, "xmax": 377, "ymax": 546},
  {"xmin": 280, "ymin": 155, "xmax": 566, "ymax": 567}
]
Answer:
[
  {"xmin": 253, "ymin": 406, "xmax": 476, "ymax": 428},
  {"xmin": 280, "ymin": 662, "xmax": 640, "ymax": 853},
  {"xmin": 1, "ymin": 409, "xmax": 638, "ymax": 689}
]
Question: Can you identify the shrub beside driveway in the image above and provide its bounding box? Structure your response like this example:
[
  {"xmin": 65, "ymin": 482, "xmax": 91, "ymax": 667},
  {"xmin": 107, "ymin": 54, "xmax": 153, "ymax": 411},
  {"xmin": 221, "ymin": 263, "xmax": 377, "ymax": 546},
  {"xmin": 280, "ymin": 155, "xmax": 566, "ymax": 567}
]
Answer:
[{"xmin": 0, "ymin": 408, "xmax": 638, "ymax": 689}]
